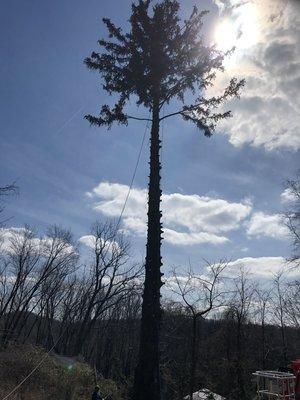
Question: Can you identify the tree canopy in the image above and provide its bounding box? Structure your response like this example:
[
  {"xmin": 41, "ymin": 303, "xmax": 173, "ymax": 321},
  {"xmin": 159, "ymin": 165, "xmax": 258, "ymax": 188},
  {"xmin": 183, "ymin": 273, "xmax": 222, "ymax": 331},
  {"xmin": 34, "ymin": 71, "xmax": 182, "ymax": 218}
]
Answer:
[{"xmin": 85, "ymin": 0, "xmax": 244, "ymax": 135}]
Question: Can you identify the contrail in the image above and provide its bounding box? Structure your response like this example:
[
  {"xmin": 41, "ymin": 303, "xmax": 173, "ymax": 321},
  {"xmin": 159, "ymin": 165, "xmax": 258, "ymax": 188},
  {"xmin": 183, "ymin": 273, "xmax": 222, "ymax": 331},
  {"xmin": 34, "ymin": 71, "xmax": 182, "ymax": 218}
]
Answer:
[{"xmin": 54, "ymin": 105, "xmax": 85, "ymax": 136}]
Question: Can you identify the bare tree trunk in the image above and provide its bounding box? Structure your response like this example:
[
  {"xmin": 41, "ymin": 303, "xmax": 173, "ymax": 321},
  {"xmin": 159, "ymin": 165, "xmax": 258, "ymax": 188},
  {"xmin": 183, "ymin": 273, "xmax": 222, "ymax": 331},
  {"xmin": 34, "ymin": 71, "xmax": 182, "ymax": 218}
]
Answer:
[
  {"xmin": 280, "ymin": 320, "xmax": 288, "ymax": 366},
  {"xmin": 275, "ymin": 275, "xmax": 288, "ymax": 366},
  {"xmin": 261, "ymin": 319, "xmax": 266, "ymax": 369},
  {"xmin": 133, "ymin": 99, "xmax": 163, "ymax": 400},
  {"xmin": 189, "ymin": 315, "xmax": 197, "ymax": 400},
  {"xmin": 235, "ymin": 315, "xmax": 247, "ymax": 400}
]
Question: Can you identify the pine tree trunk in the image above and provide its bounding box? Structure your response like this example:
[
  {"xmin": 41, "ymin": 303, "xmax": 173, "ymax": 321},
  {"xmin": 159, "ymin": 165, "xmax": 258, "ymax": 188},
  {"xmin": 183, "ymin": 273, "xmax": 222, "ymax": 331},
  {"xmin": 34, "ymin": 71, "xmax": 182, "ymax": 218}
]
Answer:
[{"xmin": 133, "ymin": 99, "xmax": 163, "ymax": 400}]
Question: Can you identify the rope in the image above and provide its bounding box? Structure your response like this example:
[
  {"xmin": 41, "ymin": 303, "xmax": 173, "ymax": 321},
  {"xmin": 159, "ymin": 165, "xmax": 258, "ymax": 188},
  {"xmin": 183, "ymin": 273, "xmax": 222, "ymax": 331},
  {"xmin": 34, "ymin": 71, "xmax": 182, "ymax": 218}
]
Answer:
[
  {"xmin": 1, "ymin": 332, "xmax": 64, "ymax": 400},
  {"xmin": 1, "ymin": 104, "xmax": 87, "ymax": 399},
  {"xmin": 54, "ymin": 105, "xmax": 85, "ymax": 136},
  {"xmin": 116, "ymin": 118, "xmax": 150, "ymax": 230},
  {"xmin": 0, "ymin": 119, "xmax": 150, "ymax": 400}
]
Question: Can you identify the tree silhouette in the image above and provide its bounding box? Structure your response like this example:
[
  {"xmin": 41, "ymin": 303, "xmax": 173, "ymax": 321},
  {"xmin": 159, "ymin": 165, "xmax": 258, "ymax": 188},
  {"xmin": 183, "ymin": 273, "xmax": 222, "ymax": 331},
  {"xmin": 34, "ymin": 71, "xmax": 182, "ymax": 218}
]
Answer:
[
  {"xmin": 284, "ymin": 173, "xmax": 300, "ymax": 268},
  {"xmin": 0, "ymin": 183, "xmax": 18, "ymax": 226},
  {"xmin": 84, "ymin": 1, "xmax": 244, "ymax": 399},
  {"xmin": 170, "ymin": 261, "xmax": 228, "ymax": 400}
]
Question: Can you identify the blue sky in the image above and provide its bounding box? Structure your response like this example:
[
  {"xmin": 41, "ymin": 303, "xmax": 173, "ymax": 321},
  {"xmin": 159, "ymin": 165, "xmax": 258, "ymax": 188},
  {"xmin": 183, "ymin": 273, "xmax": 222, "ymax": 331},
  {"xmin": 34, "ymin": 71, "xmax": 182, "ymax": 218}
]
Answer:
[{"xmin": 1, "ymin": 0, "xmax": 299, "ymax": 277}]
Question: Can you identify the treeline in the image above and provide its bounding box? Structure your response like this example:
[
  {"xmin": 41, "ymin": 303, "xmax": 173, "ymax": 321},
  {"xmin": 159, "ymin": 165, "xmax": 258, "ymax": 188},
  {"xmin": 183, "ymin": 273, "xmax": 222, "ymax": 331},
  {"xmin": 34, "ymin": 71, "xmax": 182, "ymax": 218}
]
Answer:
[
  {"xmin": 0, "ymin": 223, "xmax": 141, "ymax": 360},
  {"xmin": 0, "ymin": 222, "xmax": 299, "ymax": 399},
  {"xmin": 161, "ymin": 302, "xmax": 299, "ymax": 399}
]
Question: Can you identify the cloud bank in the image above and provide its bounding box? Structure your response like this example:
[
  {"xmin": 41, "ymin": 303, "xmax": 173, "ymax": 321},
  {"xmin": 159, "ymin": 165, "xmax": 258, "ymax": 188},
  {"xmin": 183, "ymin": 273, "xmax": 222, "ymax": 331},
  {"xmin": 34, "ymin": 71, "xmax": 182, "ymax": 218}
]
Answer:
[
  {"xmin": 87, "ymin": 181, "xmax": 252, "ymax": 246},
  {"xmin": 224, "ymin": 256, "xmax": 293, "ymax": 279}
]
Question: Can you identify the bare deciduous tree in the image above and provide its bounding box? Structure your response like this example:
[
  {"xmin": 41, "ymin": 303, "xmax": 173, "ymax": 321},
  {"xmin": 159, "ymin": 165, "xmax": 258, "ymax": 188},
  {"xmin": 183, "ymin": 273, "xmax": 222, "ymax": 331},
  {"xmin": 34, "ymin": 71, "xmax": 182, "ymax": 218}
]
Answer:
[
  {"xmin": 0, "ymin": 226, "xmax": 78, "ymax": 347},
  {"xmin": 226, "ymin": 268, "xmax": 254, "ymax": 400},
  {"xmin": 284, "ymin": 173, "xmax": 300, "ymax": 268},
  {"xmin": 273, "ymin": 272, "xmax": 289, "ymax": 367},
  {"xmin": 283, "ymin": 280, "xmax": 300, "ymax": 329},
  {"xmin": 254, "ymin": 286, "xmax": 272, "ymax": 369},
  {"xmin": 170, "ymin": 261, "xmax": 228, "ymax": 400},
  {"xmin": 0, "ymin": 183, "xmax": 18, "ymax": 227},
  {"xmin": 71, "ymin": 221, "xmax": 141, "ymax": 355}
]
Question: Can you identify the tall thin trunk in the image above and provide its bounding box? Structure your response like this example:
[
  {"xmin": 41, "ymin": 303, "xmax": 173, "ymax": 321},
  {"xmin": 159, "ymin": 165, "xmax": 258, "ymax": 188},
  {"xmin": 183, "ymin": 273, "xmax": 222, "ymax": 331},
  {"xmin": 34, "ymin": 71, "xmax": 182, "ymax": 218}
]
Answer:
[
  {"xmin": 277, "ymin": 285, "xmax": 288, "ymax": 366},
  {"xmin": 261, "ymin": 319, "xmax": 267, "ymax": 369},
  {"xmin": 189, "ymin": 315, "xmax": 198, "ymax": 400},
  {"xmin": 236, "ymin": 317, "xmax": 246, "ymax": 400},
  {"xmin": 280, "ymin": 319, "xmax": 288, "ymax": 366},
  {"xmin": 133, "ymin": 99, "xmax": 163, "ymax": 400}
]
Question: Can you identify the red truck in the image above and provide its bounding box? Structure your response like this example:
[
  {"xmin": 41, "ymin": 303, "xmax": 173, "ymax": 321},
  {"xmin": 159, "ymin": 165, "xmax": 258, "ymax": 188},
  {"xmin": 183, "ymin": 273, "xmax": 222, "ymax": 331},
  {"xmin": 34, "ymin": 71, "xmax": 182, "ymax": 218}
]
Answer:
[{"xmin": 290, "ymin": 359, "xmax": 300, "ymax": 399}]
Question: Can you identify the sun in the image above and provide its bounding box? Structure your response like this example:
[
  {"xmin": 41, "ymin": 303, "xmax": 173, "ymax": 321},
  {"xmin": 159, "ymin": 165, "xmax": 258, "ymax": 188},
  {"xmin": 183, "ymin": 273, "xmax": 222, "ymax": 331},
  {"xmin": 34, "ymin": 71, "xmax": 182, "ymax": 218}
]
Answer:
[
  {"xmin": 214, "ymin": 19, "xmax": 238, "ymax": 51},
  {"xmin": 214, "ymin": 4, "xmax": 259, "ymax": 52}
]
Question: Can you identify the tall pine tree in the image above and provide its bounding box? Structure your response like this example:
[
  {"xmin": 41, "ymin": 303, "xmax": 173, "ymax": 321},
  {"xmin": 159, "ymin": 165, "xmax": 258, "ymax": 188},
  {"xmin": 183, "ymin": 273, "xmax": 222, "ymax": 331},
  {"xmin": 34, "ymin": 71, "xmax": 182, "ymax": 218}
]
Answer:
[{"xmin": 85, "ymin": 1, "xmax": 244, "ymax": 399}]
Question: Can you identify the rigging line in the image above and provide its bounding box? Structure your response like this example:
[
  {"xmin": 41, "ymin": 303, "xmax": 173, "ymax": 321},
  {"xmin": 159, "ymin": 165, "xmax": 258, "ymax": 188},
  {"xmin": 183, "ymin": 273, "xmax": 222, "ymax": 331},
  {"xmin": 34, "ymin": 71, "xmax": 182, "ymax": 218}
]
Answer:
[
  {"xmin": 1, "ymin": 121, "xmax": 150, "ymax": 400},
  {"xmin": 0, "ymin": 105, "xmax": 88, "ymax": 397},
  {"xmin": 115, "ymin": 118, "xmax": 150, "ymax": 231},
  {"xmin": 100, "ymin": 116, "xmax": 150, "ymax": 261},
  {"xmin": 1, "ymin": 331, "xmax": 65, "ymax": 400},
  {"xmin": 54, "ymin": 105, "xmax": 85, "ymax": 136}
]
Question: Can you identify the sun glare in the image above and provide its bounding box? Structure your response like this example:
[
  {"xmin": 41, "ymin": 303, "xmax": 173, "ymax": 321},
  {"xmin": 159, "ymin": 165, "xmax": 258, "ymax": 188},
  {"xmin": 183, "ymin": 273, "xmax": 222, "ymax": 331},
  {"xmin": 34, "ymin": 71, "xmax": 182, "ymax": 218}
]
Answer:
[
  {"xmin": 214, "ymin": 4, "xmax": 259, "ymax": 53},
  {"xmin": 214, "ymin": 19, "xmax": 238, "ymax": 51}
]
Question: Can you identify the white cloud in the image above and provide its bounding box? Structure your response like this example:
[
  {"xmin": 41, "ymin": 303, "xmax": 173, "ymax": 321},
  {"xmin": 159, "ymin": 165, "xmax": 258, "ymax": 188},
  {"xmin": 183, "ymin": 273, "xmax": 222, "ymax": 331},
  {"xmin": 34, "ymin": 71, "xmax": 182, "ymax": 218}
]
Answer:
[
  {"xmin": 163, "ymin": 193, "xmax": 252, "ymax": 234},
  {"xmin": 79, "ymin": 235, "xmax": 97, "ymax": 249},
  {"xmin": 78, "ymin": 234, "xmax": 120, "ymax": 252},
  {"xmin": 225, "ymin": 256, "xmax": 299, "ymax": 279},
  {"xmin": 0, "ymin": 227, "xmax": 35, "ymax": 253},
  {"xmin": 281, "ymin": 187, "xmax": 297, "ymax": 203},
  {"xmin": 163, "ymin": 228, "xmax": 228, "ymax": 246},
  {"xmin": 246, "ymin": 211, "xmax": 289, "ymax": 240},
  {"xmin": 166, "ymin": 257, "xmax": 298, "ymax": 284},
  {"xmin": 212, "ymin": 0, "xmax": 300, "ymax": 151},
  {"xmin": 122, "ymin": 217, "xmax": 147, "ymax": 236},
  {"xmin": 0, "ymin": 227, "xmax": 74, "ymax": 256},
  {"xmin": 163, "ymin": 257, "xmax": 299, "ymax": 304},
  {"xmin": 88, "ymin": 182, "xmax": 147, "ymax": 220},
  {"xmin": 87, "ymin": 181, "xmax": 252, "ymax": 246}
]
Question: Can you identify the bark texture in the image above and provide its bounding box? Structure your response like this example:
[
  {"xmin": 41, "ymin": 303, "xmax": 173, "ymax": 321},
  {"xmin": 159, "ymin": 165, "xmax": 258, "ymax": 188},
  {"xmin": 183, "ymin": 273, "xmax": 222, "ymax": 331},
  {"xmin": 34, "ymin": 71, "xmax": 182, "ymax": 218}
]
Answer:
[{"xmin": 133, "ymin": 100, "xmax": 163, "ymax": 400}]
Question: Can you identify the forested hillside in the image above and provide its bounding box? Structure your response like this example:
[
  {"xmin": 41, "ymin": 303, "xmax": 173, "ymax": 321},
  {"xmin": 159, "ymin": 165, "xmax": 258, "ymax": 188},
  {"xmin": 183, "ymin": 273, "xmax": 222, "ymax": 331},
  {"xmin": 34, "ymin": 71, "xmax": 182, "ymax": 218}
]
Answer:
[{"xmin": 0, "ymin": 223, "xmax": 299, "ymax": 399}]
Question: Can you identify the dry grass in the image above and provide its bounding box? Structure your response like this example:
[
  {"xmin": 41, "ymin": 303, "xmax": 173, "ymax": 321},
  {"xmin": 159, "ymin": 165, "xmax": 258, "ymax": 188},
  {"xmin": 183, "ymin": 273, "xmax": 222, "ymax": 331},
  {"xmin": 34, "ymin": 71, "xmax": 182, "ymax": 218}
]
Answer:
[{"xmin": 0, "ymin": 344, "xmax": 123, "ymax": 400}]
